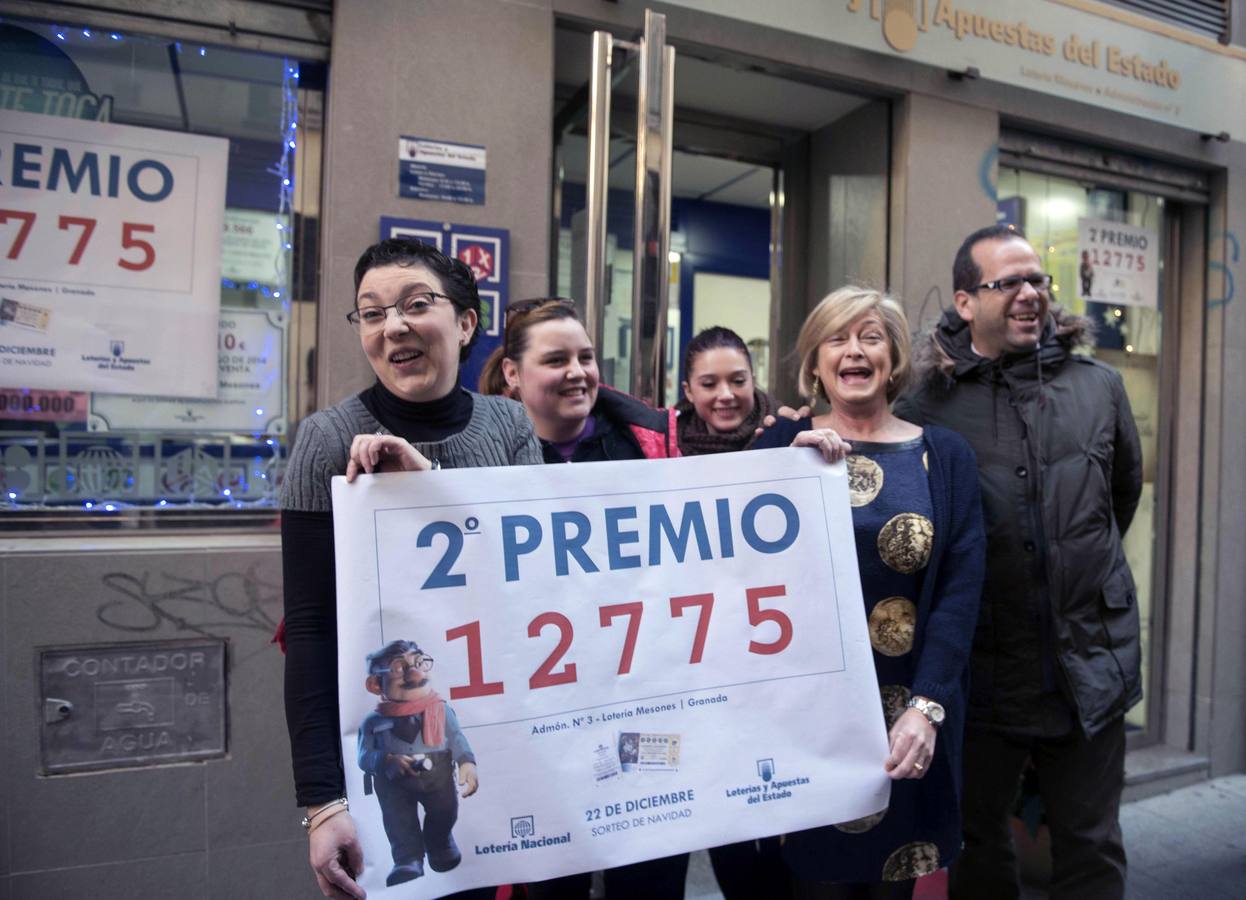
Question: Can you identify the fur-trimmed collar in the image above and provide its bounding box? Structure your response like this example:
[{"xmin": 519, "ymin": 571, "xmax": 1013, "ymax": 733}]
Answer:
[{"xmin": 910, "ymin": 305, "xmax": 1096, "ymax": 385}]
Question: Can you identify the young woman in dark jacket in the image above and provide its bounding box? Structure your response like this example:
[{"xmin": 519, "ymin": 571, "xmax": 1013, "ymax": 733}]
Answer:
[
  {"xmin": 480, "ymin": 299, "xmax": 678, "ymax": 464},
  {"xmin": 479, "ymin": 299, "xmax": 686, "ymax": 898},
  {"xmin": 753, "ymin": 285, "xmax": 985, "ymax": 897},
  {"xmin": 675, "ymin": 326, "xmax": 777, "ymax": 456}
]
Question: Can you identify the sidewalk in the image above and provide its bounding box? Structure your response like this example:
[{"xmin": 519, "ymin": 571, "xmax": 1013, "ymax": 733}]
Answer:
[
  {"xmin": 1114, "ymin": 773, "xmax": 1246, "ymax": 900},
  {"xmin": 684, "ymin": 774, "xmax": 1246, "ymax": 899}
]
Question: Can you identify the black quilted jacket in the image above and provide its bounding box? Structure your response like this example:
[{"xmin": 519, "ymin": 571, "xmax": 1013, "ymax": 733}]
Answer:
[{"xmin": 894, "ymin": 306, "xmax": 1143, "ymax": 739}]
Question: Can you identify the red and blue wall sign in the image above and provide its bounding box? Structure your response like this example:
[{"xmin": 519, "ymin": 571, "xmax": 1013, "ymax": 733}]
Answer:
[{"xmin": 379, "ymin": 216, "xmax": 509, "ymax": 393}]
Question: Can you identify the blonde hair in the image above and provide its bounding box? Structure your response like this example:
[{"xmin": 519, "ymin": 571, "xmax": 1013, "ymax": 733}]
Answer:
[{"xmin": 795, "ymin": 285, "xmax": 912, "ymax": 403}]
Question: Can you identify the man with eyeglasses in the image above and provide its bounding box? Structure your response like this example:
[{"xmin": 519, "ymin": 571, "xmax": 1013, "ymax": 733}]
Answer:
[
  {"xmin": 357, "ymin": 639, "xmax": 479, "ymax": 887},
  {"xmin": 894, "ymin": 225, "xmax": 1142, "ymax": 900}
]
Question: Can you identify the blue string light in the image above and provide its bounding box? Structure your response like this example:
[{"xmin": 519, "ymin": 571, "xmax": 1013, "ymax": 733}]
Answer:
[
  {"xmin": 265, "ymin": 59, "xmax": 298, "ymax": 322},
  {"xmin": 28, "ymin": 28, "xmax": 295, "ymax": 507}
]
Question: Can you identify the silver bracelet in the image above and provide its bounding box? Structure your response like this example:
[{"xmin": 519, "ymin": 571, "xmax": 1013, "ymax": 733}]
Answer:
[{"xmin": 300, "ymin": 796, "xmax": 349, "ymax": 830}]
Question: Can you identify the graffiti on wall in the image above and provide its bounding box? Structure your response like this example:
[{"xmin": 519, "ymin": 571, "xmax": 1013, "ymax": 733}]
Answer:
[
  {"xmin": 1208, "ymin": 229, "xmax": 1239, "ymax": 308},
  {"xmin": 95, "ymin": 565, "xmax": 280, "ymax": 643}
]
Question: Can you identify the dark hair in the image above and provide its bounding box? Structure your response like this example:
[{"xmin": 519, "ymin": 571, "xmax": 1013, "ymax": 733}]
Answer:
[
  {"xmin": 365, "ymin": 639, "xmax": 422, "ymax": 676},
  {"xmin": 682, "ymin": 326, "xmax": 753, "ymax": 381},
  {"xmin": 478, "ymin": 299, "xmax": 582, "ymax": 397},
  {"xmin": 353, "ymin": 238, "xmax": 481, "ymax": 362},
  {"xmin": 953, "ymin": 224, "xmax": 1028, "ymax": 293}
]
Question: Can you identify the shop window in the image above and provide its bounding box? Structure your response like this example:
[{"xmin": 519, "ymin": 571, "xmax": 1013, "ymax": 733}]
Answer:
[
  {"xmin": 998, "ymin": 167, "xmax": 1164, "ymax": 731},
  {"xmin": 0, "ymin": 17, "xmax": 322, "ymax": 524}
]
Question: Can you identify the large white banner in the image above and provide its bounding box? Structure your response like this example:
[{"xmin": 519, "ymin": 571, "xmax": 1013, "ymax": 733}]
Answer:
[
  {"xmin": 333, "ymin": 449, "xmax": 890, "ymax": 897},
  {"xmin": 0, "ymin": 110, "xmax": 226, "ymax": 397}
]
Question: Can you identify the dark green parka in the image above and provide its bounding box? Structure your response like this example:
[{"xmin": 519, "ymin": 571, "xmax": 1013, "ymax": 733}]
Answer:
[{"xmin": 893, "ymin": 306, "xmax": 1143, "ymax": 739}]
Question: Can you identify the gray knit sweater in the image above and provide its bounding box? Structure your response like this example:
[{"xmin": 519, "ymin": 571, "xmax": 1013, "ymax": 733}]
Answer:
[{"xmin": 281, "ymin": 392, "xmax": 542, "ymax": 512}]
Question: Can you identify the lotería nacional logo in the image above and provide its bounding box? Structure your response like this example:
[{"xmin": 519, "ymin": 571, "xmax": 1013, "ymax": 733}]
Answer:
[
  {"xmin": 475, "ymin": 815, "xmax": 570, "ymax": 855},
  {"xmin": 883, "ymin": 0, "xmax": 919, "ymax": 52},
  {"xmin": 510, "ymin": 815, "xmax": 535, "ymax": 839},
  {"xmin": 847, "ymin": 0, "xmax": 923, "ymax": 53}
]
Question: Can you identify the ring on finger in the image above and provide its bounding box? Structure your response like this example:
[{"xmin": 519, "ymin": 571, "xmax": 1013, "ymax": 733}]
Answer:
[{"xmin": 914, "ymin": 762, "xmax": 924, "ymax": 772}]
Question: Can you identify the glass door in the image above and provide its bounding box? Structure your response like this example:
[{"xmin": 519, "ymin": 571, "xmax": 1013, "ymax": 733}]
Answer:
[
  {"xmin": 553, "ymin": 10, "xmax": 674, "ymax": 404},
  {"xmin": 553, "ymin": 12, "xmax": 882, "ymax": 407}
]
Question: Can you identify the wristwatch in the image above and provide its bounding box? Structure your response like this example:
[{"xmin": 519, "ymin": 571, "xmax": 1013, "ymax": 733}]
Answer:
[{"xmin": 907, "ymin": 695, "xmax": 945, "ymax": 727}]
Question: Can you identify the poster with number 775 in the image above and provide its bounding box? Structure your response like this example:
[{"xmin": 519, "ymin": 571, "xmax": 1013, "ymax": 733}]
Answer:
[{"xmin": 0, "ymin": 110, "xmax": 226, "ymax": 397}]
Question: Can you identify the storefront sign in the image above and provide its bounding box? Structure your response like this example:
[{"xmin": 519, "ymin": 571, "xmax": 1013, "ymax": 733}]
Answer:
[
  {"xmin": 1076, "ymin": 218, "xmax": 1158, "ymax": 307},
  {"xmin": 399, "ymin": 136, "xmax": 486, "ymax": 205},
  {"xmin": 39, "ymin": 639, "xmax": 227, "ymax": 774},
  {"xmin": 380, "ymin": 216, "xmax": 508, "ymax": 393},
  {"xmin": 0, "ymin": 110, "xmax": 227, "ymax": 397},
  {"xmin": 221, "ymin": 208, "xmax": 288, "ymax": 286},
  {"xmin": 332, "ymin": 449, "xmax": 890, "ymax": 896},
  {"xmin": 88, "ymin": 309, "xmax": 287, "ymax": 432},
  {"xmin": 662, "ymin": 0, "xmax": 1245, "ymax": 136}
]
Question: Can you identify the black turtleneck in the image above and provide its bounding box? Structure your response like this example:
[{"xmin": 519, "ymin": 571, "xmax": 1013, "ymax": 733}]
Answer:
[
  {"xmin": 283, "ymin": 378, "xmax": 475, "ymax": 806},
  {"xmin": 358, "ymin": 379, "xmax": 474, "ymax": 442}
]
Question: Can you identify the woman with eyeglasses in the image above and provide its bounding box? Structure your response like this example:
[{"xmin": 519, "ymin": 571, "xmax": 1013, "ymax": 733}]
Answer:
[
  {"xmin": 752, "ymin": 285, "xmax": 985, "ymax": 899},
  {"xmin": 281, "ymin": 238, "xmax": 541, "ymax": 900},
  {"xmin": 479, "ymin": 298, "xmax": 686, "ymax": 898}
]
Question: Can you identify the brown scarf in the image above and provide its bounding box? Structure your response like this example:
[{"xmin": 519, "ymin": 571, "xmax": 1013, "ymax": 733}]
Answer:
[
  {"xmin": 376, "ymin": 692, "xmax": 446, "ymax": 747},
  {"xmin": 676, "ymin": 389, "xmax": 775, "ymax": 456}
]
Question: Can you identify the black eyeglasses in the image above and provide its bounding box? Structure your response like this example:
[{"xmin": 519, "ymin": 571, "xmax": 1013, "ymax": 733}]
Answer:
[
  {"xmin": 384, "ymin": 654, "xmax": 434, "ymax": 677},
  {"xmin": 346, "ymin": 292, "xmax": 454, "ymax": 331},
  {"xmin": 969, "ymin": 274, "xmax": 1053, "ymax": 295}
]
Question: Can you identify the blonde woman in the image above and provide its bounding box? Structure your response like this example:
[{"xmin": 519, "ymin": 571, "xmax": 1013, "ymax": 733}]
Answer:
[{"xmin": 753, "ymin": 286, "xmax": 985, "ymax": 898}]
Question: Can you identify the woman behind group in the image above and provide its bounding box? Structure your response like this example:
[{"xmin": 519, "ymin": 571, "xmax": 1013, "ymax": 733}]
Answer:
[
  {"xmin": 282, "ymin": 238, "xmax": 541, "ymax": 900},
  {"xmin": 753, "ymin": 286, "xmax": 985, "ymax": 899},
  {"xmin": 479, "ymin": 298, "xmax": 686, "ymax": 898},
  {"xmin": 675, "ymin": 326, "xmax": 775, "ymax": 456},
  {"xmin": 673, "ymin": 325, "xmax": 789, "ymax": 899}
]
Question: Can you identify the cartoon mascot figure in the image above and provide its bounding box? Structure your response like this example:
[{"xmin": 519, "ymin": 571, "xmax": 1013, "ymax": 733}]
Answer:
[{"xmin": 358, "ymin": 639, "xmax": 478, "ymax": 886}]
